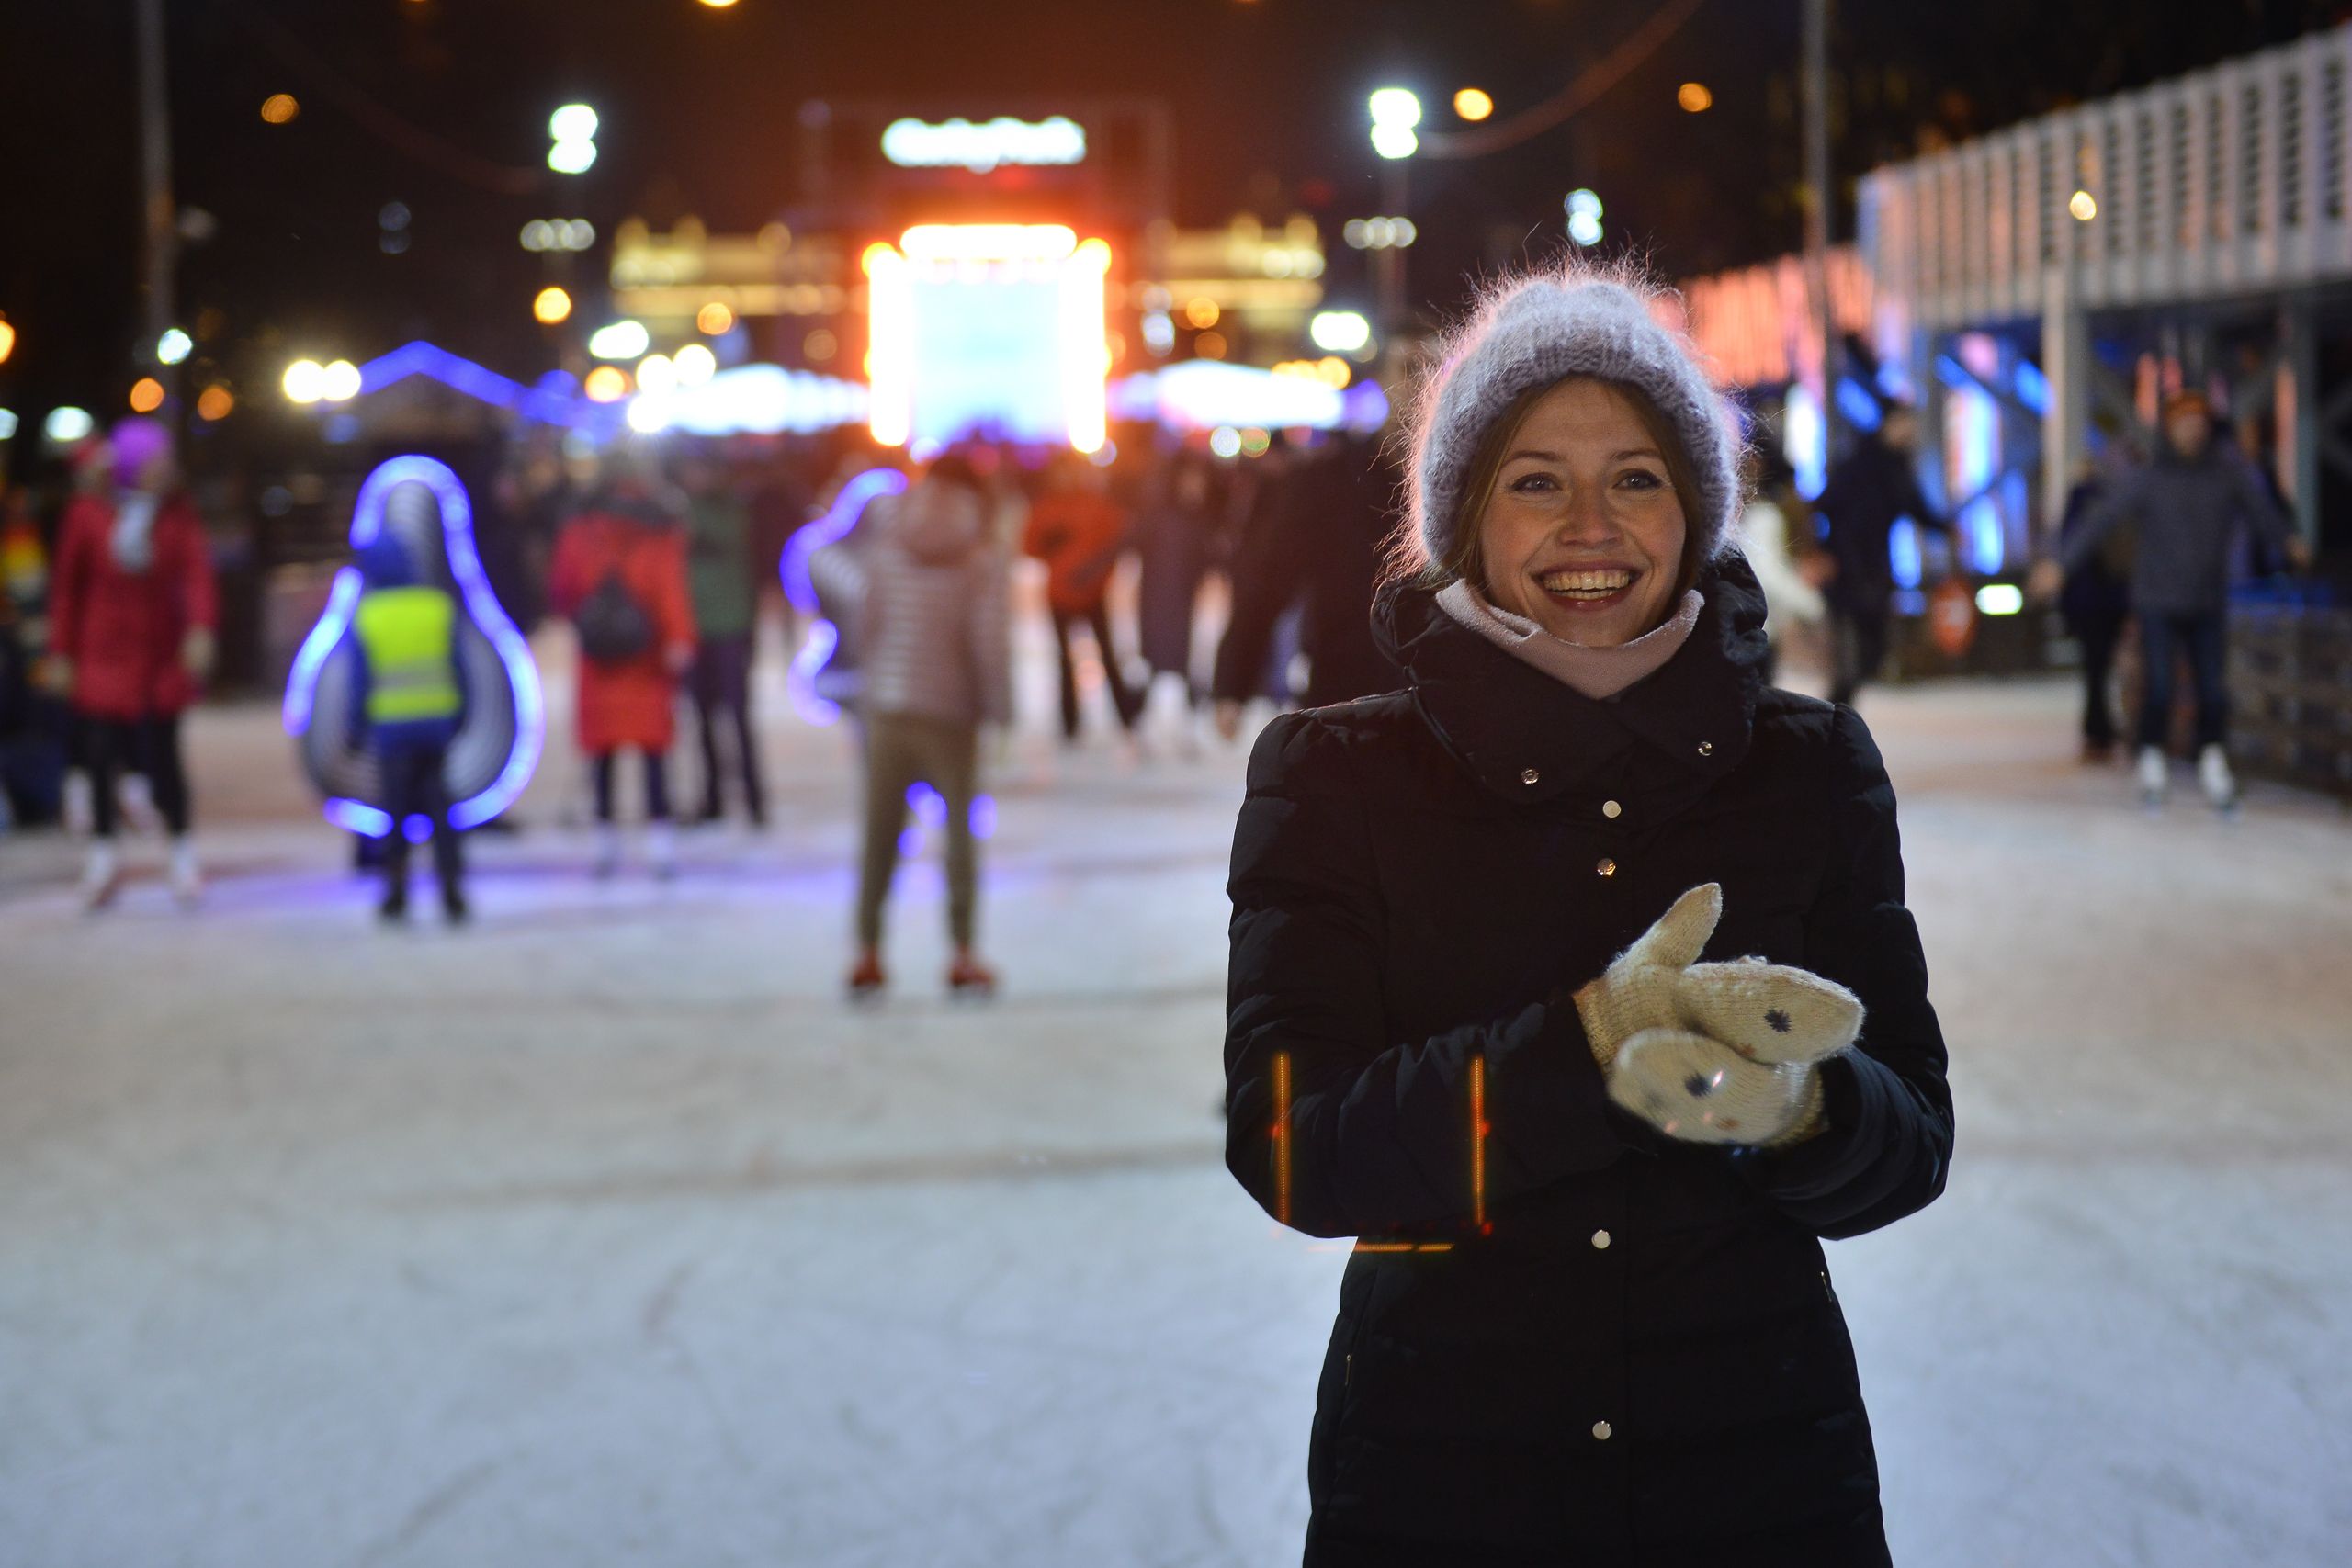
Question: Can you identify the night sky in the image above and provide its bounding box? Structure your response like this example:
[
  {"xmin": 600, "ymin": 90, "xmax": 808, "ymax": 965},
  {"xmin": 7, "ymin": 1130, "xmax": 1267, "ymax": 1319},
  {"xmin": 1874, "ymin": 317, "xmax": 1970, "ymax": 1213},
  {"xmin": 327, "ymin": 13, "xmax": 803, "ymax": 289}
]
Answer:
[{"xmin": 4, "ymin": 0, "xmax": 2341, "ymax": 421}]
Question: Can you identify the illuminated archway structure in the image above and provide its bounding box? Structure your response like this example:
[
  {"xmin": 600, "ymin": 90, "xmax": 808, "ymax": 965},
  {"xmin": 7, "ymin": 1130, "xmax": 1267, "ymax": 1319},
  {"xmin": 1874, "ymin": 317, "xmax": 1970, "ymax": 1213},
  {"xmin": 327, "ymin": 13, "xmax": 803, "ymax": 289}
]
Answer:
[
  {"xmin": 282, "ymin": 456, "xmax": 546, "ymax": 839},
  {"xmin": 862, "ymin": 224, "xmax": 1113, "ymax": 454}
]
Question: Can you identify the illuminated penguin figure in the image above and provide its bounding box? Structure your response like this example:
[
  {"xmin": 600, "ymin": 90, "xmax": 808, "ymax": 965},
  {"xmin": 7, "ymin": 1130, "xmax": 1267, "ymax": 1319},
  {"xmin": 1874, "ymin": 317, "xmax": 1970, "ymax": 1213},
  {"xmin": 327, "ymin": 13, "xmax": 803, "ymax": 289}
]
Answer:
[{"xmin": 283, "ymin": 456, "xmax": 545, "ymax": 855}]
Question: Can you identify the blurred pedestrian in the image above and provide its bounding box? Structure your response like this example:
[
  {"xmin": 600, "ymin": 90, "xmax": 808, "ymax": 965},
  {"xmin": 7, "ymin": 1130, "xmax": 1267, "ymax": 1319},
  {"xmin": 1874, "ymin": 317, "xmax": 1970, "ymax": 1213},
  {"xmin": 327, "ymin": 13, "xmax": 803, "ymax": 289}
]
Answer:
[
  {"xmin": 675, "ymin": 444, "xmax": 766, "ymax": 828},
  {"xmin": 1136, "ymin": 445, "xmax": 1221, "ymax": 743},
  {"xmin": 749, "ymin": 446, "xmax": 815, "ymax": 645},
  {"xmin": 1737, "ymin": 447, "xmax": 1826, "ymax": 686},
  {"xmin": 812, "ymin": 453, "xmax": 1011, "ymax": 999},
  {"xmin": 1024, "ymin": 451, "xmax": 1140, "ymax": 741},
  {"xmin": 2053, "ymin": 454, "xmax": 2132, "ymax": 762},
  {"xmin": 47, "ymin": 419, "xmax": 216, "ymax": 910},
  {"xmin": 550, "ymin": 447, "xmax": 696, "ymax": 877},
  {"xmin": 2041, "ymin": 390, "xmax": 2311, "ymax": 809},
  {"xmin": 1210, "ymin": 430, "xmax": 1399, "ymax": 737},
  {"xmin": 0, "ymin": 479, "xmax": 62, "ymax": 829},
  {"xmin": 348, "ymin": 533, "xmax": 469, "ymax": 924},
  {"xmin": 1814, "ymin": 404, "xmax": 1953, "ymax": 706},
  {"xmin": 1224, "ymin": 266, "xmax": 1950, "ymax": 1563}
]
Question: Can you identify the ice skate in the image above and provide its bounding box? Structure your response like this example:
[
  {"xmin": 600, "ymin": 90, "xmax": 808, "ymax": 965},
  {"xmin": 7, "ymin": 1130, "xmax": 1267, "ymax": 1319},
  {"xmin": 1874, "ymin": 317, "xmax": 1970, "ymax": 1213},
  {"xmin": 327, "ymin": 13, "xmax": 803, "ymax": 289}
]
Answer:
[
  {"xmin": 846, "ymin": 951, "xmax": 888, "ymax": 1001},
  {"xmin": 647, "ymin": 820, "xmax": 678, "ymax": 880},
  {"xmin": 78, "ymin": 842, "xmax": 122, "ymax": 912},
  {"xmin": 592, "ymin": 823, "xmax": 621, "ymax": 879},
  {"xmin": 166, "ymin": 838, "xmax": 203, "ymax": 908},
  {"xmin": 2135, "ymin": 746, "xmax": 2168, "ymax": 809},
  {"xmin": 62, "ymin": 772, "xmax": 94, "ymax": 838},
  {"xmin": 2198, "ymin": 744, "xmax": 2239, "ymax": 815},
  {"xmin": 947, "ymin": 952, "xmax": 998, "ymax": 998}
]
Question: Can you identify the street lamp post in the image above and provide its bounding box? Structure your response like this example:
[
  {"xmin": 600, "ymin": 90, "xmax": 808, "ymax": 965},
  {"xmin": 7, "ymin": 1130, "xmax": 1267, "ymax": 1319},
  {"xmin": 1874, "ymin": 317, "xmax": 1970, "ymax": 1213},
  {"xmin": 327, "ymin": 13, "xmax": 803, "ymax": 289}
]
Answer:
[
  {"xmin": 1368, "ymin": 88, "xmax": 1420, "ymax": 339},
  {"xmin": 134, "ymin": 0, "xmax": 178, "ymax": 400}
]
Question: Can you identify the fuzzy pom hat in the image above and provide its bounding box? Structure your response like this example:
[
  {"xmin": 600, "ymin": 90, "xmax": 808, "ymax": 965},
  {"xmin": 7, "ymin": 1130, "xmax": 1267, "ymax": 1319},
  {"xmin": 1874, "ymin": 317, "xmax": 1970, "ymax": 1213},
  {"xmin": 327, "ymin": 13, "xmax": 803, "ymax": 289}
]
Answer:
[
  {"xmin": 108, "ymin": 417, "xmax": 172, "ymax": 491},
  {"xmin": 1404, "ymin": 265, "xmax": 1742, "ymax": 575}
]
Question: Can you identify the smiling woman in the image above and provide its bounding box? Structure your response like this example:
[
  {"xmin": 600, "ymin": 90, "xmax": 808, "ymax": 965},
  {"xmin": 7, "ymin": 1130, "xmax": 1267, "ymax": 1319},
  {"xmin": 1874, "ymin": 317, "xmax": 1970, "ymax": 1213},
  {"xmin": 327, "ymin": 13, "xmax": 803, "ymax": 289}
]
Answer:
[
  {"xmin": 1225, "ymin": 263, "xmax": 1952, "ymax": 1564},
  {"xmin": 1441, "ymin": 377, "xmax": 1702, "ymax": 649}
]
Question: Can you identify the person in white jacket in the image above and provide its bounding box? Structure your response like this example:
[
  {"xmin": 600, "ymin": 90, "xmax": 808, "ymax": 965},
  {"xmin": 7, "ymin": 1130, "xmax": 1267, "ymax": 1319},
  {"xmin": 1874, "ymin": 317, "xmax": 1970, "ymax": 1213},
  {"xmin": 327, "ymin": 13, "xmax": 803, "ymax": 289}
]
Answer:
[
  {"xmin": 810, "ymin": 453, "xmax": 1012, "ymax": 998},
  {"xmin": 1738, "ymin": 452, "xmax": 1826, "ymax": 686}
]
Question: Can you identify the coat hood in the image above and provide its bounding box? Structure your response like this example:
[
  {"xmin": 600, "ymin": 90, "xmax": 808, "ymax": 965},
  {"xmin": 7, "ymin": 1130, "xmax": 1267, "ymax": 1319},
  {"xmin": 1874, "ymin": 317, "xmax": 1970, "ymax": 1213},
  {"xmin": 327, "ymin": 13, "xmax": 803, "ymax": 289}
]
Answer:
[
  {"xmin": 885, "ymin": 479, "xmax": 987, "ymax": 565},
  {"xmin": 1374, "ymin": 551, "xmax": 1772, "ymax": 807},
  {"xmin": 357, "ymin": 532, "xmax": 422, "ymax": 590}
]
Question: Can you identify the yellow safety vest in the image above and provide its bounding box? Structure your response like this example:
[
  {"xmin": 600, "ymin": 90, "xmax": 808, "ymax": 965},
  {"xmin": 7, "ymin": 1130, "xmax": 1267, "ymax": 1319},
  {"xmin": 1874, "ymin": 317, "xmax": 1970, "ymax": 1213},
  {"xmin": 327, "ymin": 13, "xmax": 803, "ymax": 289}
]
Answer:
[{"xmin": 355, "ymin": 586, "xmax": 461, "ymax": 724}]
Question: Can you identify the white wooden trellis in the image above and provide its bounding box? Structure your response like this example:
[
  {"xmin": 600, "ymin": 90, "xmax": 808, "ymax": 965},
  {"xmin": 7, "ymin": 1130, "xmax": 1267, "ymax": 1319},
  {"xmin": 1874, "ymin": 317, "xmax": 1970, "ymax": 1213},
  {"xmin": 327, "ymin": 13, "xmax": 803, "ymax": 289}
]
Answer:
[{"xmin": 1860, "ymin": 24, "xmax": 2352, "ymax": 334}]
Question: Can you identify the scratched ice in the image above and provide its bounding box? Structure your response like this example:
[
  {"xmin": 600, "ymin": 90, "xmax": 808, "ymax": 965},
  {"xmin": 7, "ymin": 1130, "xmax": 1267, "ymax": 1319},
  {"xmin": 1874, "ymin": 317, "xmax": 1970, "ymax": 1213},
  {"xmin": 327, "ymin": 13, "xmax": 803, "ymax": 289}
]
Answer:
[{"xmin": 2, "ymin": 624, "xmax": 2348, "ymax": 1566}]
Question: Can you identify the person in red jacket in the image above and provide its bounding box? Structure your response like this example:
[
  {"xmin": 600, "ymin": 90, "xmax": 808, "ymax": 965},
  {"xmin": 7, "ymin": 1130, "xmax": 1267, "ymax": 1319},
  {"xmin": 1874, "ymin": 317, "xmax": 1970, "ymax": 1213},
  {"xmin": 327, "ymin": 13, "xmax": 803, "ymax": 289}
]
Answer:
[
  {"xmin": 47, "ymin": 419, "xmax": 217, "ymax": 910},
  {"xmin": 1023, "ymin": 453, "xmax": 1142, "ymax": 741},
  {"xmin": 548, "ymin": 451, "xmax": 697, "ymax": 877}
]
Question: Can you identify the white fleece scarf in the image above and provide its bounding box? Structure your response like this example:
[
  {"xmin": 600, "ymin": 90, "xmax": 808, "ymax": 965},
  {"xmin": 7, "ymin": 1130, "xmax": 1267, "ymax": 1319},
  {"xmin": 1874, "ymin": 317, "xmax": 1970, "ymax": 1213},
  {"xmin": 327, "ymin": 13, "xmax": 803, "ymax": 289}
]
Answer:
[
  {"xmin": 109, "ymin": 491, "xmax": 160, "ymax": 573},
  {"xmin": 1435, "ymin": 580, "xmax": 1704, "ymax": 702}
]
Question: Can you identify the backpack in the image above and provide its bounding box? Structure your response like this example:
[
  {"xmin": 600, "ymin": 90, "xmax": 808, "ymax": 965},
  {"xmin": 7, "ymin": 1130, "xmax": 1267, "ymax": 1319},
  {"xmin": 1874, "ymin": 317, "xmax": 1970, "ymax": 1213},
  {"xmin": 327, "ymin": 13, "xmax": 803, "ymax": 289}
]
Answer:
[{"xmin": 572, "ymin": 564, "xmax": 653, "ymax": 663}]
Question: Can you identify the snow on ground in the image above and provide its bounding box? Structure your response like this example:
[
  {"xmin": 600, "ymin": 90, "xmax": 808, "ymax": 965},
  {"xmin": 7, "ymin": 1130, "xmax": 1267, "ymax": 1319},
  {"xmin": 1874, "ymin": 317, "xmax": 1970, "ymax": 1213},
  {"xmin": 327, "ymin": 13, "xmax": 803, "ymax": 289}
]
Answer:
[{"xmin": 3, "ymin": 628, "xmax": 2348, "ymax": 1566}]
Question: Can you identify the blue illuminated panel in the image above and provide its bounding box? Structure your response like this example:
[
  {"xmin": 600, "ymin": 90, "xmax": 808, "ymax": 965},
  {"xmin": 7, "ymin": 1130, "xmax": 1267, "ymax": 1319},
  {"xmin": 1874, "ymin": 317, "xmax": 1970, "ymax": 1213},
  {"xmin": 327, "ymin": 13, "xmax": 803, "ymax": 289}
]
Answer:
[{"xmin": 909, "ymin": 274, "xmax": 1066, "ymax": 446}]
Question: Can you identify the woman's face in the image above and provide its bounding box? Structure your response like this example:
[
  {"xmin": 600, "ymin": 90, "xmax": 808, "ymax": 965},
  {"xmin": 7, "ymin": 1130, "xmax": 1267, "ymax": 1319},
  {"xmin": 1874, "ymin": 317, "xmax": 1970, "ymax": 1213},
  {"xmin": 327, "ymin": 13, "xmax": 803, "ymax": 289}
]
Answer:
[{"xmin": 1476, "ymin": 378, "xmax": 1689, "ymax": 649}]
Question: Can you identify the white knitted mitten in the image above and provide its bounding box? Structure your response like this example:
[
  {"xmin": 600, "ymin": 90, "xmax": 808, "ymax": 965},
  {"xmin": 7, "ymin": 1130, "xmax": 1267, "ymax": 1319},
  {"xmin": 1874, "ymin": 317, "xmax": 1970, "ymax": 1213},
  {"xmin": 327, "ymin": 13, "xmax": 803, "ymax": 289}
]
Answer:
[
  {"xmin": 1608, "ymin": 1028, "xmax": 1828, "ymax": 1147},
  {"xmin": 1572, "ymin": 883, "xmax": 1722, "ymax": 1070},
  {"xmin": 1673, "ymin": 957, "xmax": 1863, "ymax": 1065}
]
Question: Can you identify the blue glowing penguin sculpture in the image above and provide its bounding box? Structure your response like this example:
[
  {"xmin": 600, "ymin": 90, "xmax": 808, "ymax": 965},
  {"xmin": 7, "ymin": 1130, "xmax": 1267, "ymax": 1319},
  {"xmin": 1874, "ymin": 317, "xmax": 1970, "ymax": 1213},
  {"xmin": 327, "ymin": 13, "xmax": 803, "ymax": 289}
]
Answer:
[{"xmin": 283, "ymin": 456, "xmax": 544, "ymax": 839}]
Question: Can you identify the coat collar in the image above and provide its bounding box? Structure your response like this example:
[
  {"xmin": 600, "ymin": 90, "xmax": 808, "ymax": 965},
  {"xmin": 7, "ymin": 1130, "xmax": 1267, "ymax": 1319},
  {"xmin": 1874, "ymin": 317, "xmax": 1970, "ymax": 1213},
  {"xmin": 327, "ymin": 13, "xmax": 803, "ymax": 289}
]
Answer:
[{"xmin": 1374, "ymin": 554, "xmax": 1771, "ymax": 806}]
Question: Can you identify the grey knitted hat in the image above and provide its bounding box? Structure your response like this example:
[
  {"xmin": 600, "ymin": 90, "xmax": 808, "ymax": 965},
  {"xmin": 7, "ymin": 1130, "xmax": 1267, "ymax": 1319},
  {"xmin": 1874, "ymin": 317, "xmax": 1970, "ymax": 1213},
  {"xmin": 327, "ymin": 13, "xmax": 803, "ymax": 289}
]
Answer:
[{"xmin": 1404, "ymin": 266, "xmax": 1742, "ymax": 573}]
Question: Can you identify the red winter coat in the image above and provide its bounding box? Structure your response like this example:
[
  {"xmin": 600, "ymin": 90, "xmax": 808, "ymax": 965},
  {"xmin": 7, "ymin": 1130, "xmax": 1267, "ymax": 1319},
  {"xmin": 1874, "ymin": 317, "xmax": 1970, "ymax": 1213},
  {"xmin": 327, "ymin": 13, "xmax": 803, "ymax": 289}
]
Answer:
[
  {"xmin": 1023, "ymin": 491, "xmax": 1127, "ymax": 615},
  {"xmin": 549, "ymin": 505, "xmax": 696, "ymax": 754},
  {"xmin": 50, "ymin": 491, "xmax": 218, "ymax": 720}
]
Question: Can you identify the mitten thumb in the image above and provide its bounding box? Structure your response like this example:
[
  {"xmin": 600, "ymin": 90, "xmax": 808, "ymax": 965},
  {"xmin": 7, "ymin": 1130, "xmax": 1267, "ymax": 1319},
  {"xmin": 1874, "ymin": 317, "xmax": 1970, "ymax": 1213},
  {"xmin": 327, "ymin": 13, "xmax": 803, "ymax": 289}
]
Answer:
[{"xmin": 1620, "ymin": 883, "xmax": 1723, "ymax": 974}]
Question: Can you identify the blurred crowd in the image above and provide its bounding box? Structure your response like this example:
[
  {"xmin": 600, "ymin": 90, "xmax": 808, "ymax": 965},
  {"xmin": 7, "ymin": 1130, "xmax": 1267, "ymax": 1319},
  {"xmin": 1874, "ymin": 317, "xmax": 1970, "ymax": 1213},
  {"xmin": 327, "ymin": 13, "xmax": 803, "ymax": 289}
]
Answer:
[
  {"xmin": 0, "ymin": 385, "xmax": 2311, "ymax": 982},
  {"xmin": 0, "ymin": 414, "xmax": 1408, "ymax": 994}
]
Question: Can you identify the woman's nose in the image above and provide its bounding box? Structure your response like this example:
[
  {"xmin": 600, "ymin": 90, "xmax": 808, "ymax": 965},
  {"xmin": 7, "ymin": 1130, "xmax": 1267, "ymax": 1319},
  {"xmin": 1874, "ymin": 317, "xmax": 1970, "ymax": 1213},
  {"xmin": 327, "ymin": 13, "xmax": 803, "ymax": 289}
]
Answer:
[{"xmin": 1552, "ymin": 483, "xmax": 1618, "ymax": 545}]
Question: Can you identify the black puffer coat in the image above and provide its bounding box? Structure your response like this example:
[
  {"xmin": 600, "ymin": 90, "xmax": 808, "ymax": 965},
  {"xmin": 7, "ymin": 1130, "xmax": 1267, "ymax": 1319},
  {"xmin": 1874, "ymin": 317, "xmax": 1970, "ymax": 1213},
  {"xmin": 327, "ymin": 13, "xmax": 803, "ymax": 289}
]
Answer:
[{"xmin": 1224, "ymin": 558, "xmax": 1951, "ymax": 1566}]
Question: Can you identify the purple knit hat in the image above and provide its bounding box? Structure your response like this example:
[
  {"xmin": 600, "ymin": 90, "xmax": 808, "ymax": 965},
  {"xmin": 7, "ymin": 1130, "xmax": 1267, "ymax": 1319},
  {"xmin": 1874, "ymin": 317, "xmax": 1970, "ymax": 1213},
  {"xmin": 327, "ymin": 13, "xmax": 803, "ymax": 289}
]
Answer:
[{"xmin": 109, "ymin": 417, "xmax": 173, "ymax": 490}]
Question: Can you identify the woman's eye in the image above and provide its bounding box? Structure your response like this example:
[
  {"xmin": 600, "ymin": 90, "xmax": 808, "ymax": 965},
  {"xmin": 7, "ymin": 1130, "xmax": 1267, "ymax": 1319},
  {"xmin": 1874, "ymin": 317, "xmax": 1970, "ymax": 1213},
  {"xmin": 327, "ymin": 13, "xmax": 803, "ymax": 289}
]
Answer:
[
  {"xmin": 1617, "ymin": 469, "xmax": 1665, "ymax": 491},
  {"xmin": 1510, "ymin": 473, "xmax": 1557, "ymax": 493}
]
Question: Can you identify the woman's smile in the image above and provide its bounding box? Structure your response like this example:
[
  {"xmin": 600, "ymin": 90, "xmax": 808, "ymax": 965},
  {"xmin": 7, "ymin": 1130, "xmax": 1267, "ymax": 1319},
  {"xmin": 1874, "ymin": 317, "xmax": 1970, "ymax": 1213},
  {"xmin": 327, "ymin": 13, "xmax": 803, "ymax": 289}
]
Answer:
[{"xmin": 1534, "ymin": 564, "xmax": 1642, "ymax": 607}]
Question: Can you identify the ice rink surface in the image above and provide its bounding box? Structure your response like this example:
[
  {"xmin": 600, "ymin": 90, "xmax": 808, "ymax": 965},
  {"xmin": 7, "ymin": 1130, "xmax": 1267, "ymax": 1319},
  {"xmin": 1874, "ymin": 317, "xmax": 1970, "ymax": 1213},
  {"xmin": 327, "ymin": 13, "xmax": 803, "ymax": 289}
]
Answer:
[{"xmin": 5, "ymin": 634, "xmax": 2350, "ymax": 1567}]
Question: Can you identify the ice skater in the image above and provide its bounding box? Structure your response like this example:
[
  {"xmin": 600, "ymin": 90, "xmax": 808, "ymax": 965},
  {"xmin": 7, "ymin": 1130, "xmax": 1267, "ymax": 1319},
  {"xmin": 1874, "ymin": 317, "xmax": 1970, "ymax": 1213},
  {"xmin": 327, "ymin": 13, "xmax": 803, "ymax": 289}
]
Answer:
[
  {"xmin": 46, "ymin": 419, "xmax": 216, "ymax": 910},
  {"xmin": 1814, "ymin": 402, "xmax": 1954, "ymax": 706},
  {"xmin": 348, "ymin": 533, "xmax": 469, "ymax": 924},
  {"xmin": 812, "ymin": 453, "xmax": 1010, "ymax": 999},
  {"xmin": 2036, "ymin": 390, "xmax": 2312, "ymax": 810},
  {"xmin": 1224, "ymin": 265, "xmax": 1951, "ymax": 1563},
  {"xmin": 550, "ymin": 445, "xmax": 698, "ymax": 877}
]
